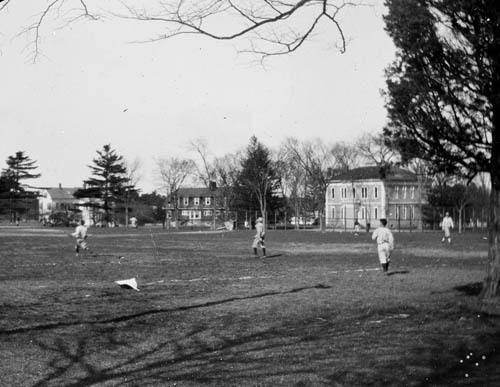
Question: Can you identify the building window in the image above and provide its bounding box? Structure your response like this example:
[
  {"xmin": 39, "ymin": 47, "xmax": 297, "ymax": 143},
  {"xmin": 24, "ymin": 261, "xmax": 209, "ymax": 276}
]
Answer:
[
  {"xmin": 410, "ymin": 186, "xmax": 415, "ymax": 199},
  {"xmin": 182, "ymin": 210, "xmax": 188, "ymax": 216},
  {"xmin": 395, "ymin": 187, "xmax": 399, "ymax": 200},
  {"xmin": 341, "ymin": 206, "xmax": 345, "ymax": 220},
  {"xmin": 411, "ymin": 206, "xmax": 415, "ymax": 219},
  {"xmin": 361, "ymin": 187, "xmax": 368, "ymax": 199},
  {"xmin": 374, "ymin": 186, "xmax": 379, "ymax": 199},
  {"xmin": 404, "ymin": 206, "xmax": 408, "ymax": 220},
  {"xmin": 341, "ymin": 187, "xmax": 348, "ymax": 199},
  {"xmin": 361, "ymin": 207, "xmax": 366, "ymax": 220},
  {"xmin": 396, "ymin": 206, "xmax": 400, "ymax": 219},
  {"xmin": 204, "ymin": 210, "xmax": 213, "ymax": 216},
  {"xmin": 183, "ymin": 197, "xmax": 189, "ymax": 206},
  {"xmin": 403, "ymin": 186, "xmax": 407, "ymax": 199},
  {"xmin": 331, "ymin": 207, "xmax": 335, "ymax": 219},
  {"xmin": 205, "ymin": 197, "xmax": 211, "ymax": 205},
  {"xmin": 331, "ymin": 187, "xmax": 335, "ymax": 199},
  {"xmin": 352, "ymin": 187, "xmax": 356, "ymax": 198},
  {"xmin": 194, "ymin": 197, "xmax": 200, "ymax": 206},
  {"xmin": 374, "ymin": 207, "xmax": 378, "ymax": 220}
]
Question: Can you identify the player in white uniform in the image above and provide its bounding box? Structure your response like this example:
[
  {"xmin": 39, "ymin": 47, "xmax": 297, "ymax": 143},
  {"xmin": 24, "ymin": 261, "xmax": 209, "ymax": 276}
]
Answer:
[
  {"xmin": 252, "ymin": 217, "xmax": 267, "ymax": 258},
  {"xmin": 441, "ymin": 212, "xmax": 454, "ymax": 244},
  {"xmin": 72, "ymin": 220, "xmax": 90, "ymax": 256},
  {"xmin": 371, "ymin": 218, "xmax": 394, "ymax": 274}
]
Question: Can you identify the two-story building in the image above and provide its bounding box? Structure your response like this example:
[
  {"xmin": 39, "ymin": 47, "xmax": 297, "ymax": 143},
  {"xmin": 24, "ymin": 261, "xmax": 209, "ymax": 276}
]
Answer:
[
  {"xmin": 38, "ymin": 185, "xmax": 80, "ymax": 221},
  {"xmin": 325, "ymin": 166, "xmax": 423, "ymax": 231},
  {"xmin": 166, "ymin": 183, "xmax": 226, "ymax": 228}
]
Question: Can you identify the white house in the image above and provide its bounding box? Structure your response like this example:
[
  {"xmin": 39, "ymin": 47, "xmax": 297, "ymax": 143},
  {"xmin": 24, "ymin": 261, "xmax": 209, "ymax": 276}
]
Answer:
[{"xmin": 325, "ymin": 166, "xmax": 423, "ymax": 230}]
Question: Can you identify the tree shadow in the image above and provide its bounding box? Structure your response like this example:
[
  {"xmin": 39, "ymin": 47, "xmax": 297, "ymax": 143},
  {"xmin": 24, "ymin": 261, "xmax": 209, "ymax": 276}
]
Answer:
[
  {"xmin": 387, "ymin": 270, "xmax": 410, "ymax": 276},
  {"xmin": 454, "ymin": 282, "xmax": 483, "ymax": 296},
  {"xmin": 0, "ymin": 284, "xmax": 331, "ymax": 336}
]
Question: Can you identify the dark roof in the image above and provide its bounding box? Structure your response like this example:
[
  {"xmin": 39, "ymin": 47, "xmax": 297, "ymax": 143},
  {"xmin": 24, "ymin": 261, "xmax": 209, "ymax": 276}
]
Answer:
[
  {"xmin": 46, "ymin": 187, "xmax": 79, "ymax": 201},
  {"xmin": 330, "ymin": 166, "xmax": 418, "ymax": 182},
  {"xmin": 176, "ymin": 187, "xmax": 220, "ymax": 197}
]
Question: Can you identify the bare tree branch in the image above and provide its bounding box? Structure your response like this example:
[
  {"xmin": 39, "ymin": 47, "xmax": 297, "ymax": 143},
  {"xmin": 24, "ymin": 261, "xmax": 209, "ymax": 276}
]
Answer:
[{"xmin": 3, "ymin": 0, "xmax": 364, "ymax": 62}]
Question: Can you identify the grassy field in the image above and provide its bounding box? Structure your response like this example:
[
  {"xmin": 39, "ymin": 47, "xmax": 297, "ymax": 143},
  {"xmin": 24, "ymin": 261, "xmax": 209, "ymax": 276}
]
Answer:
[{"xmin": 1, "ymin": 225, "xmax": 499, "ymax": 387}]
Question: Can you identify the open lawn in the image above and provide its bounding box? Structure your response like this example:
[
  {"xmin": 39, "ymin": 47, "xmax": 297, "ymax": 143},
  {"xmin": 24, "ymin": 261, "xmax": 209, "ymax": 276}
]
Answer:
[{"xmin": 0, "ymin": 225, "xmax": 499, "ymax": 387}]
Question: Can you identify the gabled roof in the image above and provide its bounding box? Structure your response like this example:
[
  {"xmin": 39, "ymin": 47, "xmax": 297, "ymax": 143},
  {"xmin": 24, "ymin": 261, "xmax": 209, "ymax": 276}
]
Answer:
[
  {"xmin": 330, "ymin": 166, "xmax": 418, "ymax": 182},
  {"xmin": 176, "ymin": 187, "xmax": 220, "ymax": 197},
  {"xmin": 46, "ymin": 187, "xmax": 79, "ymax": 201}
]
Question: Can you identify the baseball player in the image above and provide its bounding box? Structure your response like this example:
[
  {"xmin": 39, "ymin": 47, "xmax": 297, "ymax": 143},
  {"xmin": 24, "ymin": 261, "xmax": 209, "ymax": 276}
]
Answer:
[
  {"xmin": 371, "ymin": 218, "xmax": 394, "ymax": 274},
  {"xmin": 441, "ymin": 212, "xmax": 454, "ymax": 244},
  {"xmin": 72, "ymin": 220, "xmax": 90, "ymax": 256},
  {"xmin": 252, "ymin": 217, "xmax": 267, "ymax": 258}
]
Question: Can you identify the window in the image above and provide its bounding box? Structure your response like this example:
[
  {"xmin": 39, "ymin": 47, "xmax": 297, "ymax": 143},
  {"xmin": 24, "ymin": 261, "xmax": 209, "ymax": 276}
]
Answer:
[
  {"xmin": 374, "ymin": 207, "xmax": 378, "ymax": 220},
  {"xmin": 403, "ymin": 186, "xmax": 407, "ymax": 199},
  {"xmin": 361, "ymin": 207, "xmax": 366, "ymax": 220},
  {"xmin": 341, "ymin": 187, "xmax": 348, "ymax": 199},
  {"xmin": 394, "ymin": 187, "xmax": 399, "ymax": 199},
  {"xmin": 204, "ymin": 210, "xmax": 213, "ymax": 216},
  {"xmin": 341, "ymin": 207, "xmax": 345, "ymax": 220},
  {"xmin": 410, "ymin": 186, "xmax": 415, "ymax": 199},
  {"xmin": 352, "ymin": 187, "xmax": 356, "ymax": 198},
  {"xmin": 396, "ymin": 206, "xmax": 400, "ymax": 219},
  {"xmin": 194, "ymin": 197, "xmax": 200, "ymax": 206},
  {"xmin": 182, "ymin": 210, "xmax": 188, "ymax": 216},
  {"xmin": 331, "ymin": 207, "xmax": 336, "ymax": 219},
  {"xmin": 331, "ymin": 187, "xmax": 335, "ymax": 199},
  {"xmin": 361, "ymin": 187, "xmax": 368, "ymax": 199},
  {"xmin": 404, "ymin": 206, "xmax": 408, "ymax": 220},
  {"xmin": 374, "ymin": 186, "xmax": 379, "ymax": 199},
  {"xmin": 205, "ymin": 197, "xmax": 211, "ymax": 205},
  {"xmin": 183, "ymin": 197, "xmax": 189, "ymax": 206}
]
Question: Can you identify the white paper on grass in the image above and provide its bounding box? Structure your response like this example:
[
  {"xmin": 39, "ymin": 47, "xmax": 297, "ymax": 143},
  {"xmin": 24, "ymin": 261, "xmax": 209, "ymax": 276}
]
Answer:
[{"xmin": 115, "ymin": 278, "xmax": 140, "ymax": 291}]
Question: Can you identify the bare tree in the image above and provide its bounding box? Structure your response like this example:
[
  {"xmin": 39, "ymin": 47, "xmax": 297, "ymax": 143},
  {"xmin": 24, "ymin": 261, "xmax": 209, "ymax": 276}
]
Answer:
[
  {"xmin": 187, "ymin": 137, "xmax": 217, "ymax": 187},
  {"xmin": 155, "ymin": 156, "xmax": 194, "ymax": 228},
  {"xmin": 356, "ymin": 132, "xmax": 398, "ymax": 167},
  {"xmin": 4, "ymin": 0, "xmax": 361, "ymax": 62},
  {"xmin": 330, "ymin": 142, "xmax": 361, "ymax": 172},
  {"xmin": 123, "ymin": 157, "xmax": 141, "ymax": 227}
]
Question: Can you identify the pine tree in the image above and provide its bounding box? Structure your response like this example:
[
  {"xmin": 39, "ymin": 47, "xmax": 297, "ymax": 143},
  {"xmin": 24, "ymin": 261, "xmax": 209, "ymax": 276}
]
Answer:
[{"xmin": 75, "ymin": 144, "xmax": 134, "ymax": 226}]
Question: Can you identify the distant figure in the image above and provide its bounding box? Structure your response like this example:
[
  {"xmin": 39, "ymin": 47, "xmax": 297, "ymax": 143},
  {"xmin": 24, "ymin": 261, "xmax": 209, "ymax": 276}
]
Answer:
[
  {"xmin": 441, "ymin": 212, "xmax": 454, "ymax": 244},
  {"xmin": 354, "ymin": 220, "xmax": 360, "ymax": 236},
  {"xmin": 244, "ymin": 220, "xmax": 249, "ymax": 230},
  {"xmin": 372, "ymin": 218, "xmax": 394, "ymax": 274},
  {"xmin": 16, "ymin": 216, "xmax": 20, "ymax": 226},
  {"xmin": 130, "ymin": 216, "xmax": 138, "ymax": 228},
  {"xmin": 252, "ymin": 217, "xmax": 267, "ymax": 258},
  {"xmin": 72, "ymin": 220, "xmax": 90, "ymax": 256}
]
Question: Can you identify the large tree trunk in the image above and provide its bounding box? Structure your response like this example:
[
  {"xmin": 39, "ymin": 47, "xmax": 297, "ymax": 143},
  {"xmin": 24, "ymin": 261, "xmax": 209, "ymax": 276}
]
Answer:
[
  {"xmin": 481, "ymin": 116, "xmax": 500, "ymax": 307},
  {"xmin": 481, "ymin": 184, "xmax": 500, "ymax": 303}
]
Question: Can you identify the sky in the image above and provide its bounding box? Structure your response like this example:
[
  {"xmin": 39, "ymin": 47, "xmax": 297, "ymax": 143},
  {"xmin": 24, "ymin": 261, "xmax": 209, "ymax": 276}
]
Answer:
[{"xmin": 0, "ymin": 1, "xmax": 395, "ymax": 193}]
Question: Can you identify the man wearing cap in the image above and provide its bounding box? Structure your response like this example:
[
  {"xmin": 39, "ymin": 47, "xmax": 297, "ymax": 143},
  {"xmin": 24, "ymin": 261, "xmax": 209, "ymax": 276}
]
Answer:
[
  {"xmin": 371, "ymin": 218, "xmax": 394, "ymax": 274},
  {"xmin": 441, "ymin": 212, "xmax": 454, "ymax": 244},
  {"xmin": 253, "ymin": 217, "xmax": 267, "ymax": 258}
]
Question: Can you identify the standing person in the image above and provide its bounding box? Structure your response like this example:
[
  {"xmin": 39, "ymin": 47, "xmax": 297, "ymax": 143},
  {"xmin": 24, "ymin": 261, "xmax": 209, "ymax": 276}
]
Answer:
[
  {"xmin": 252, "ymin": 217, "xmax": 267, "ymax": 258},
  {"xmin": 371, "ymin": 218, "xmax": 394, "ymax": 274},
  {"xmin": 354, "ymin": 220, "xmax": 360, "ymax": 236},
  {"xmin": 72, "ymin": 220, "xmax": 90, "ymax": 256},
  {"xmin": 441, "ymin": 212, "xmax": 454, "ymax": 244}
]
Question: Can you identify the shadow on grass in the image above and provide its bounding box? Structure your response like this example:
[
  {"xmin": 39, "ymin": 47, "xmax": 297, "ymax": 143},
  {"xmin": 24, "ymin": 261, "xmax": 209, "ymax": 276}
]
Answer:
[
  {"xmin": 454, "ymin": 282, "xmax": 483, "ymax": 296},
  {"xmin": 0, "ymin": 284, "xmax": 331, "ymax": 336},
  {"xmin": 387, "ymin": 270, "xmax": 410, "ymax": 276}
]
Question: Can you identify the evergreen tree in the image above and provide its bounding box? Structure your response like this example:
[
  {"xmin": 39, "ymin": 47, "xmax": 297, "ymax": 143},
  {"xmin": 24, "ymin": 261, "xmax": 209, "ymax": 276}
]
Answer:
[
  {"xmin": 0, "ymin": 151, "xmax": 40, "ymax": 220},
  {"xmin": 383, "ymin": 0, "xmax": 500, "ymax": 304},
  {"xmin": 234, "ymin": 136, "xmax": 281, "ymax": 222},
  {"xmin": 75, "ymin": 144, "xmax": 134, "ymax": 225}
]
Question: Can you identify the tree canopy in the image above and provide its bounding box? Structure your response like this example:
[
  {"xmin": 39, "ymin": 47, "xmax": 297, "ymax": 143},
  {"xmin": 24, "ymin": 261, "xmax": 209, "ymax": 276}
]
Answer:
[
  {"xmin": 383, "ymin": 0, "xmax": 500, "ymax": 304},
  {"xmin": 74, "ymin": 144, "xmax": 133, "ymax": 225}
]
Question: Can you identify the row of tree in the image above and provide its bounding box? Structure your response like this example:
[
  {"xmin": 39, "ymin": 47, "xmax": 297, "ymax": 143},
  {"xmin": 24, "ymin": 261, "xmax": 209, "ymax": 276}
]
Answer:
[{"xmin": 0, "ymin": 134, "xmax": 491, "ymax": 228}]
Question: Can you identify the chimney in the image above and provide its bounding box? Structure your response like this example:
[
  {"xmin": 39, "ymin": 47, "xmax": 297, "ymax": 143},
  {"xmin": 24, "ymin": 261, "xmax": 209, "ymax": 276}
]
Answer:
[
  {"xmin": 59, "ymin": 183, "xmax": 62, "ymax": 189},
  {"xmin": 209, "ymin": 181, "xmax": 217, "ymax": 191}
]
